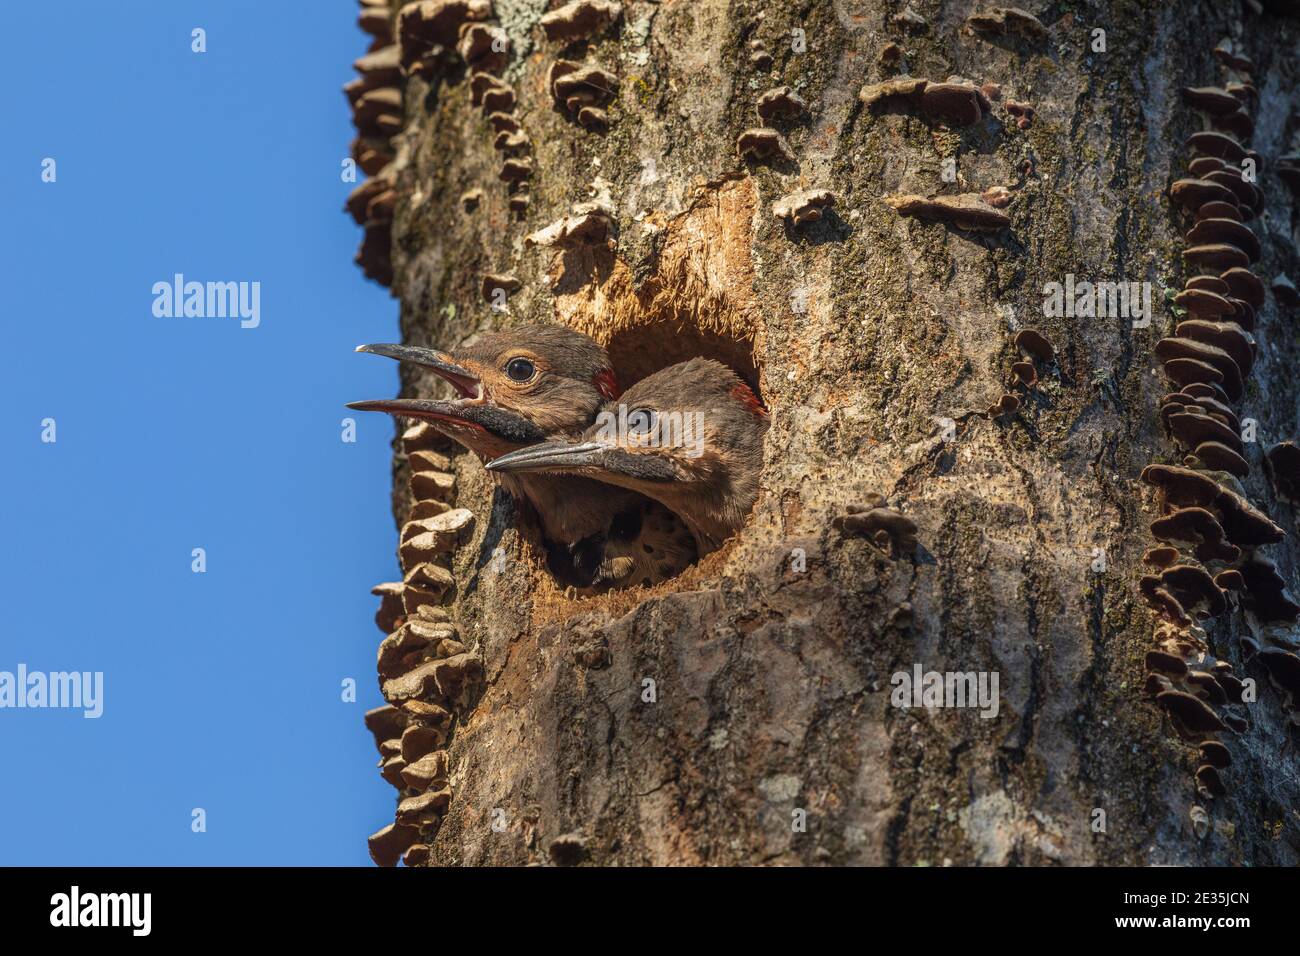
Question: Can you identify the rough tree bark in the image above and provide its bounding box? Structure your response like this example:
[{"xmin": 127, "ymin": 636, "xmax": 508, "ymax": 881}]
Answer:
[{"xmin": 348, "ymin": 0, "xmax": 1300, "ymax": 866}]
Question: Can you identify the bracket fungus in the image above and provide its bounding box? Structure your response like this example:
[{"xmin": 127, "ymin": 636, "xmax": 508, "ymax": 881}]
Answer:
[
  {"xmin": 400, "ymin": 717, "xmax": 449, "ymax": 763},
  {"xmin": 493, "ymin": 129, "xmax": 531, "ymax": 155},
  {"xmin": 401, "ymin": 562, "xmax": 457, "ymax": 616},
  {"xmin": 1172, "ymin": 287, "xmax": 1234, "ymax": 320},
  {"xmin": 1010, "ymin": 360, "xmax": 1037, "ymax": 387},
  {"xmin": 981, "ymin": 185, "xmax": 1013, "ymax": 208},
  {"xmin": 481, "ymin": 273, "xmax": 521, "ymax": 301},
  {"xmin": 1139, "ymin": 577, "xmax": 1192, "ymax": 626},
  {"xmin": 359, "ymin": 2, "xmax": 393, "ymax": 41},
  {"xmin": 858, "ymin": 76, "xmax": 929, "ymax": 112},
  {"xmin": 858, "ymin": 76, "xmax": 990, "ymax": 128},
  {"xmin": 1188, "ymin": 130, "xmax": 1247, "ymax": 163},
  {"xmin": 1187, "ymin": 156, "xmax": 1225, "ymax": 178},
  {"xmin": 1185, "ymin": 273, "xmax": 1231, "ymax": 292},
  {"xmin": 577, "ymin": 107, "xmax": 608, "ymax": 132},
  {"xmin": 499, "ymin": 157, "xmax": 534, "ymax": 183},
  {"xmin": 920, "ymin": 81, "xmax": 991, "ymax": 127},
  {"xmin": 371, "ymin": 581, "xmax": 406, "ymax": 633},
  {"xmin": 368, "ymin": 822, "xmax": 421, "ymax": 867},
  {"xmin": 1199, "ymin": 740, "xmax": 1231, "ymax": 769},
  {"xmin": 1215, "ymin": 669, "xmax": 1246, "ymax": 703},
  {"xmin": 772, "ymin": 189, "xmax": 836, "ymax": 226},
  {"xmin": 756, "ymin": 86, "xmax": 807, "ymax": 124},
  {"xmin": 1146, "ymin": 650, "xmax": 1189, "ymax": 676},
  {"xmin": 353, "ymin": 44, "xmax": 403, "ymax": 85},
  {"xmin": 397, "ymin": 788, "xmax": 452, "ymax": 826},
  {"xmin": 1156, "ymin": 338, "xmax": 1243, "ymax": 401},
  {"xmin": 1170, "ymin": 178, "xmax": 1238, "ymax": 212},
  {"xmin": 1195, "ymin": 764, "xmax": 1227, "ymax": 798},
  {"xmin": 356, "ymin": 223, "xmax": 394, "ymax": 286},
  {"xmin": 346, "ymin": 174, "xmax": 394, "ymax": 225},
  {"xmin": 396, "ymin": 0, "xmax": 493, "ymax": 71},
  {"xmin": 1183, "ymin": 243, "xmax": 1250, "ymax": 272},
  {"xmin": 550, "ymin": 62, "xmax": 618, "ymax": 115},
  {"xmin": 539, "ymin": 0, "xmax": 622, "ymax": 43},
  {"xmin": 1221, "ymin": 267, "xmax": 1264, "ymax": 310},
  {"xmin": 884, "ymin": 193, "xmax": 1010, "ymax": 231},
  {"xmin": 1160, "ymin": 564, "xmax": 1228, "ymax": 619},
  {"xmin": 1013, "ymin": 328, "xmax": 1055, "ymax": 366},
  {"xmin": 1185, "ymin": 218, "xmax": 1259, "ymax": 262},
  {"xmin": 1211, "ymin": 38, "xmax": 1255, "ymax": 73},
  {"xmin": 1142, "ymin": 545, "xmax": 1181, "ymax": 568},
  {"xmin": 986, "ymin": 392, "xmax": 1020, "ymax": 419},
  {"xmin": 1186, "ymin": 670, "xmax": 1228, "ymax": 705},
  {"xmin": 401, "ymin": 750, "xmax": 450, "ymax": 793},
  {"xmin": 1155, "ymin": 689, "xmax": 1229, "ymax": 738},
  {"xmin": 965, "ymin": 7, "xmax": 1048, "ymax": 42},
  {"xmin": 1183, "ymin": 86, "xmax": 1245, "ymax": 114},
  {"xmin": 399, "ymin": 508, "xmax": 475, "ymax": 567},
  {"xmin": 1166, "ymin": 410, "xmax": 1244, "ymax": 456},
  {"xmin": 1005, "ymin": 100, "xmax": 1034, "ymax": 129},
  {"xmin": 457, "ymin": 22, "xmax": 509, "ymax": 73},
  {"xmin": 737, "ymin": 128, "xmax": 792, "ymax": 163},
  {"xmin": 1212, "ymin": 487, "xmax": 1283, "ymax": 547},
  {"xmin": 1149, "ymin": 507, "xmax": 1239, "ymax": 563},
  {"xmin": 526, "ymin": 201, "xmax": 615, "ymax": 249},
  {"xmin": 365, "ymin": 704, "xmax": 409, "ymax": 750},
  {"xmin": 1188, "ymin": 441, "xmax": 1248, "ymax": 479}
]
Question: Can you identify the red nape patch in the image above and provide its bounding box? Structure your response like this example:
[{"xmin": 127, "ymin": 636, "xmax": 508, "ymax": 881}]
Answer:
[
  {"xmin": 593, "ymin": 368, "xmax": 621, "ymax": 400},
  {"xmin": 731, "ymin": 382, "xmax": 768, "ymax": 417}
]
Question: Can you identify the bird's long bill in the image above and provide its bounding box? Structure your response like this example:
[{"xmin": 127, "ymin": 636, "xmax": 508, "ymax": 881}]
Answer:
[
  {"xmin": 485, "ymin": 440, "xmax": 609, "ymax": 474},
  {"xmin": 354, "ymin": 343, "xmax": 481, "ymax": 398},
  {"xmin": 345, "ymin": 398, "xmax": 548, "ymax": 445},
  {"xmin": 346, "ymin": 397, "xmax": 478, "ymax": 426}
]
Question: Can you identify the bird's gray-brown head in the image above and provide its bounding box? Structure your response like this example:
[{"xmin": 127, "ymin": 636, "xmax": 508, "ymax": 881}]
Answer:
[
  {"xmin": 485, "ymin": 357, "xmax": 768, "ymax": 552},
  {"xmin": 347, "ymin": 324, "xmax": 620, "ymax": 461}
]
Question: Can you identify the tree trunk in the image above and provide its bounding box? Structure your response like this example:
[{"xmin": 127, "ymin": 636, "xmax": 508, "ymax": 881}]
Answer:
[{"xmin": 349, "ymin": 0, "xmax": 1300, "ymax": 867}]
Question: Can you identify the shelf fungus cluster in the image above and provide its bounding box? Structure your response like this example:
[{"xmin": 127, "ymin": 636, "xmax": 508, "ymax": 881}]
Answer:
[
  {"xmin": 392, "ymin": 0, "xmax": 532, "ymax": 212},
  {"xmin": 964, "ymin": 6, "xmax": 1049, "ymax": 44},
  {"xmin": 345, "ymin": 1, "xmax": 405, "ymax": 287},
  {"xmin": 544, "ymin": 1, "xmax": 623, "ymax": 134},
  {"xmin": 858, "ymin": 75, "xmax": 993, "ymax": 130},
  {"xmin": 772, "ymin": 188, "xmax": 836, "ymax": 227},
  {"xmin": 987, "ymin": 328, "xmax": 1055, "ymax": 419},
  {"xmin": 473, "ymin": 70, "xmax": 533, "ymax": 212},
  {"xmin": 526, "ymin": 195, "xmax": 616, "ymax": 253},
  {"xmin": 884, "ymin": 192, "xmax": 1011, "ymax": 232},
  {"xmin": 1138, "ymin": 36, "xmax": 1300, "ymax": 817},
  {"xmin": 737, "ymin": 82, "xmax": 807, "ymax": 165},
  {"xmin": 396, "ymin": 0, "xmax": 496, "ymax": 77},
  {"xmin": 365, "ymin": 421, "xmax": 485, "ymax": 867}
]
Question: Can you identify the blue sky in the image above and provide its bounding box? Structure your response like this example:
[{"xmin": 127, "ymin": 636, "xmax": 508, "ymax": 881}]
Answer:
[{"xmin": 0, "ymin": 2, "xmax": 401, "ymax": 864}]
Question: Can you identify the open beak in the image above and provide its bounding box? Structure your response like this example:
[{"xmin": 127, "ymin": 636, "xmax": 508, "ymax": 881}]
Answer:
[
  {"xmin": 354, "ymin": 343, "xmax": 483, "ymax": 401},
  {"xmin": 346, "ymin": 398, "xmax": 548, "ymax": 446},
  {"xmin": 349, "ymin": 342, "xmax": 546, "ymax": 445},
  {"xmin": 346, "ymin": 397, "xmax": 480, "ymax": 427},
  {"xmin": 485, "ymin": 440, "xmax": 609, "ymax": 474}
]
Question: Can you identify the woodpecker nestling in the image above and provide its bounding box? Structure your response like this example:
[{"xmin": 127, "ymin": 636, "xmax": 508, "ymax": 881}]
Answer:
[
  {"xmin": 486, "ymin": 357, "xmax": 768, "ymax": 555},
  {"xmin": 347, "ymin": 325, "xmax": 696, "ymax": 589}
]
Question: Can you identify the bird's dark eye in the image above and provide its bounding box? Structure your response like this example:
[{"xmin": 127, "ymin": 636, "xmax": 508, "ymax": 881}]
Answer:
[
  {"xmin": 505, "ymin": 357, "xmax": 535, "ymax": 382},
  {"xmin": 627, "ymin": 408, "xmax": 657, "ymax": 437}
]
